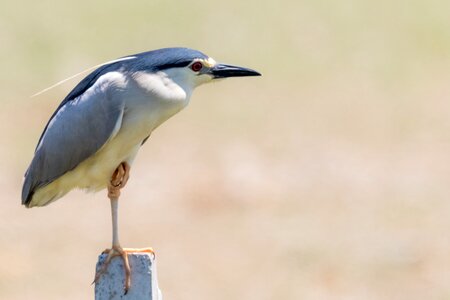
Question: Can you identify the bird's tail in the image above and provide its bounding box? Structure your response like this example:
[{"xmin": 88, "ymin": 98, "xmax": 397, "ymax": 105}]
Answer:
[
  {"xmin": 22, "ymin": 169, "xmax": 62, "ymax": 208},
  {"xmin": 21, "ymin": 169, "xmax": 34, "ymax": 207}
]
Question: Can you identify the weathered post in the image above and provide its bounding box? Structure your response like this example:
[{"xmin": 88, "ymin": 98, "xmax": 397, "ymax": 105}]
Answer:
[{"xmin": 95, "ymin": 253, "xmax": 162, "ymax": 300}]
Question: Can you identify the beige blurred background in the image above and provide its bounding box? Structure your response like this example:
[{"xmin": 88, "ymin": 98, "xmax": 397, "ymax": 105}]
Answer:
[{"xmin": 1, "ymin": 0, "xmax": 450, "ymax": 299}]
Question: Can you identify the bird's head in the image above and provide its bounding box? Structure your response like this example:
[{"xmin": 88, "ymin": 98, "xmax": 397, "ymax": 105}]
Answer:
[{"xmin": 130, "ymin": 47, "xmax": 261, "ymax": 94}]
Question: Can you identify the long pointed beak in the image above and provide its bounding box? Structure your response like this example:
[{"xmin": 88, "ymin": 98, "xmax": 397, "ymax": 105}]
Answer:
[{"xmin": 209, "ymin": 63, "xmax": 261, "ymax": 78}]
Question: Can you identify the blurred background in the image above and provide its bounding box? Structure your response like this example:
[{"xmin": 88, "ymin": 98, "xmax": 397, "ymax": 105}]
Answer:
[{"xmin": 1, "ymin": 0, "xmax": 450, "ymax": 299}]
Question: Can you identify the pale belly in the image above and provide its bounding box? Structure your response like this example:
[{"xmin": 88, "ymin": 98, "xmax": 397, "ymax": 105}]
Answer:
[
  {"xmin": 30, "ymin": 133, "xmax": 144, "ymax": 207},
  {"xmin": 30, "ymin": 98, "xmax": 186, "ymax": 207}
]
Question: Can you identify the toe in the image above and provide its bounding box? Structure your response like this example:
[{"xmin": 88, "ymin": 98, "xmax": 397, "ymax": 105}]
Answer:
[{"xmin": 111, "ymin": 164, "xmax": 125, "ymax": 187}]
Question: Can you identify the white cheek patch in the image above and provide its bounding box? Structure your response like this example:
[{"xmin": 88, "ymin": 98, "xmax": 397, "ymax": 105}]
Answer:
[
  {"xmin": 192, "ymin": 57, "xmax": 216, "ymax": 68},
  {"xmin": 203, "ymin": 57, "xmax": 217, "ymax": 68}
]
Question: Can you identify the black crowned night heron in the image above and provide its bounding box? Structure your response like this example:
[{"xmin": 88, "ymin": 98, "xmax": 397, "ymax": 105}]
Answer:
[{"xmin": 22, "ymin": 47, "xmax": 261, "ymax": 292}]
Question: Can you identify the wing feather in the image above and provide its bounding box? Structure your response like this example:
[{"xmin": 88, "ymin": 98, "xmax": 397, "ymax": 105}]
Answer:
[{"xmin": 22, "ymin": 72, "xmax": 127, "ymax": 205}]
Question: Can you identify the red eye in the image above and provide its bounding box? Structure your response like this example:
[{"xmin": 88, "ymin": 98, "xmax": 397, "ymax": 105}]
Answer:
[{"xmin": 191, "ymin": 62, "xmax": 203, "ymax": 72}]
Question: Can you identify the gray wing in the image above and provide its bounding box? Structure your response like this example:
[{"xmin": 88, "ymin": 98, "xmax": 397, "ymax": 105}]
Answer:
[{"xmin": 22, "ymin": 72, "xmax": 126, "ymax": 205}]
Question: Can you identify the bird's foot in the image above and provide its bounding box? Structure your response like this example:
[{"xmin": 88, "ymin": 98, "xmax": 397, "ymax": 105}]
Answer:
[
  {"xmin": 108, "ymin": 162, "xmax": 130, "ymax": 199},
  {"xmin": 93, "ymin": 245, "xmax": 155, "ymax": 294},
  {"xmin": 94, "ymin": 245, "xmax": 131, "ymax": 293}
]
